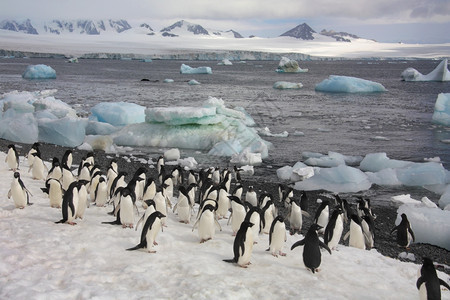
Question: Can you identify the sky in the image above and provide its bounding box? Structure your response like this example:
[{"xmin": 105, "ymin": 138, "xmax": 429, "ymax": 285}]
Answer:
[{"xmin": 1, "ymin": 0, "xmax": 450, "ymax": 43}]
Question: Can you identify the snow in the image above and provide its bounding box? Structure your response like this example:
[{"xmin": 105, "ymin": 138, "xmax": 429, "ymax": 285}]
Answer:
[
  {"xmin": 432, "ymin": 93, "xmax": 450, "ymax": 126},
  {"xmin": 180, "ymin": 63, "xmax": 212, "ymax": 74},
  {"xmin": 315, "ymin": 75, "xmax": 387, "ymax": 93},
  {"xmin": 1, "ymin": 150, "xmax": 449, "ymax": 299},
  {"xmin": 273, "ymin": 81, "xmax": 303, "ymax": 89},
  {"xmin": 401, "ymin": 59, "xmax": 450, "ymax": 82},
  {"xmin": 392, "ymin": 194, "xmax": 450, "ymax": 250},
  {"xmin": 90, "ymin": 102, "xmax": 146, "ymax": 126},
  {"xmin": 275, "ymin": 57, "xmax": 308, "ymax": 73},
  {"xmin": 21, "ymin": 64, "xmax": 56, "ymax": 79}
]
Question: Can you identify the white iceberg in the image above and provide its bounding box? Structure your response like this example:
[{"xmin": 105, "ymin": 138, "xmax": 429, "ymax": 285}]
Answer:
[
  {"xmin": 431, "ymin": 93, "xmax": 450, "ymax": 126},
  {"xmin": 164, "ymin": 148, "xmax": 181, "ymax": 161},
  {"xmin": 180, "ymin": 64, "xmax": 212, "ymax": 74},
  {"xmin": 188, "ymin": 79, "xmax": 201, "ymax": 85},
  {"xmin": 90, "ymin": 102, "xmax": 146, "ymax": 126},
  {"xmin": 277, "ymin": 162, "xmax": 314, "ymax": 182},
  {"xmin": 438, "ymin": 185, "xmax": 450, "ymax": 209},
  {"xmin": 275, "ymin": 57, "xmax": 308, "ymax": 73},
  {"xmin": 315, "ymin": 75, "xmax": 387, "ymax": 93},
  {"xmin": 230, "ymin": 148, "xmax": 262, "ymax": 165},
  {"xmin": 22, "ymin": 64, "xmax": 56, "ymax": 79},
  {"xmin": 273, "ymin": 81, "xmax": 303, "ymax": 90},
  {"xmin": 401, "ymin": 59, "xmax": 450, "ymax": 82},
  {"xmin": 218, "ymin": 59, "xmax": 233, "ymax": 66}
]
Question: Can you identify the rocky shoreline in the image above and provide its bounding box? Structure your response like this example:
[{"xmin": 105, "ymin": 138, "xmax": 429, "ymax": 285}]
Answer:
[{"xmin": 1, "ymin": 138, "xmax": 448, "ymax": 275}]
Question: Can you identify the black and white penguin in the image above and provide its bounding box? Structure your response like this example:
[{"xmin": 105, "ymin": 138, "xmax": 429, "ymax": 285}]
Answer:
[
  {"xmin": 153, "ymin": 185, "xmax": 171, "ymax": 226},
  {"xmin": 78, "ymin": 162, "xmax": 91, "ymax": 182},
  {"xmin": 119, "ymin": 187, "xmax": 137, "ymax": 228},
  {"xmin": 132, "ymin": 167, "xmax": 147, "ymax": 200},
  {"xmin": 89, "ymin": 171, "xmax": 103, "ymax": 201},
  {"xmin": 173, "ymin": 186, "xmax": 192, "ymax": 224},
  {"xmin": 61, "ymin": 150, "xmax": 73, "ymax": 170},
  {"xmin": 267, "ymin": 216, "xmax": 287, "ymax": 257},
  {"xmin": 136, "ymin": 199, "xmax": 157, "ymax": 231},
  {"xmin": 232, "ymin": 184, "xmax": 243, "ymax": 200},
  {"xmin": 244, "ymin": 206, "xmax": 261, "ymax": 243},
  {"xmin": 244, "ymin": 186, "xmax": 258, "ymax": 208},
  {"xmin": 127, "ymin": 211, "xmax": 165, "ymax": 253},
  {"xmin": 28, "ymin": 152, "xmax": 47, "ymax": 180},
  {"xmin": 314, "ymin": 199, "xmax": 329, "ymax": 234},
  {"xmin": 41, "ymin": 178, "xmax": 63, "ymax": 208},
  {"xmin": 223, "ymin": 220, "xmax": 255, "ymax": 268},
  {"xmin": 8, "ymin": 172, "xmax": 32, "ymax": 208},
  {"xmin": 361, "ymin": 215, "xmax": 375, "ymax": 250},
  {"xmin": 76, "ymin": 180, "xmax": 89, "ymax": 220},
  {"xmin": 171, "ymin": 165, "xmax": 183, "ymax": 187},
  {"xmin": 106, "ymin": 159, "xmax": 118, "ymax": 198},
  {"xmin": 291, "ymin": 223, "xmax": 331, "ymax": 274},
  {"xmin": 233, "ymin": 165, "xmax": 242, "ymax": 184},
  {"xmin": 324, "ymin": 207, "xmax": 344, "ymax": 250},
  {"xmin": 192, "ymin": 203, "xmax": 222, "ymax": 243},
  {"xmin": 55, "ymin": 181, "xmax": 79, "ymax": 225},
  {"xmin": 61, "ymin": 162, "xmax": 75, "ymax": 191},
  {"xmin": 287, "ymin": 197, "xmax": 310, "ymax": 235},
  {"xmin": 142, "ymin": 178, "xmax": 156, "ymax": 202},
  {"xmin": 46, "ymin": 157, "xmax": 62, "ymax": 181},
  {"xmin": 391, "ymin": 213, "xmax": 415, "ymax": 249},
  {"xmin": 299, "ymin": 190, "xmax": 309, "ymax": 212},
  {"xmin": 25, "ymin": 142, "xmax": 40, "ymax": 167},
  {"xmin": 416, "ymin": 257, "xmax": 450, "ymax": 300},
  {"xmin": 6, "ymin": 144, "xmax": 20, "ymax": 171},
  {"xmin": 94, "ymin": 176, "xmax": 108, "ymax": 207},
  {"xmin": 228, "ymin": 195, "xmax": 247, "ymax": 235},
  {"xmin": 156, "ymin": 155, "xmax": 164, "ymax": 175},
  {"xmin": 261, "ymin": 200, "xmax": 276, "ymax": 234},
  {"xmin": 216, "ymin": 184, "xmax": 230, "ymax": 219},
  {"xmin": 258, "ymin": 192, "xmax": 273, "ymax": 209},
  {"xmin": 343, "ymin": 214, "xmax": 366, "ymax": 250}
]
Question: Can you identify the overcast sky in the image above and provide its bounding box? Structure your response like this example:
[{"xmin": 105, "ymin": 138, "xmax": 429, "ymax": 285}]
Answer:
[{"xmin": 1, "ymin": 0, "xmax": 449, "ymax": 43}]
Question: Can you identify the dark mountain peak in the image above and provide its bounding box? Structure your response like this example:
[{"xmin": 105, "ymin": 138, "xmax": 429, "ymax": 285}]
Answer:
[
  {"xmin": 0, "ymin": 19, "xmax": 38, "ymax": 35},
  {"xmin": 160, "ymin": 20, "xmax": 209, "ymax": 35},
  {"xmin": 109, "ymin": 19, "xmax": 131, "ymax": 33},
  {"xmin": 320, "ymin": 29, "xmax": 360, "ymax": 42},
  {"xmin": 280, "ymin": 23, "xmax": 315, "ymax": 40}
]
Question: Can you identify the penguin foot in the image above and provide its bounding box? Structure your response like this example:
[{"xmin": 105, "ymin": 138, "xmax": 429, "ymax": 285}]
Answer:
[
  {"xmin": 148, "ymin": 250, "xmax": 156, "ymax": 253},
  {"xmin": 279, "ymin": 251, "xmax": 286, "ymax": 257},
  {"xmin": 153, "ymin": 241, "xmax": 158, "ymax": 246},
  {"xmin": 68, "ymin": 222, "xmax": 77, "ymax": 226}
]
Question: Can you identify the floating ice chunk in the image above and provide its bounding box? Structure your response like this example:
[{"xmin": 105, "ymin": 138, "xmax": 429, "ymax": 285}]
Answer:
[
  {"xmin": 67, "ymin": 57, "xmax": 78, "ymax": 63},
  {"xmin": 218, "ymin": 59, "xmax": 233, "ymax": 66},
  {"xmin": 294, "ymin": 165, "xmax": 372, "ymax": 193},
  {"xmin": 277, "ymin": 166, "xmax": 294, "ymax": 181},
  {"xmin": 91, "ymin": 102, "xmax": 145, "ymax": 126},
  {"xmin": 164, "ymin": 148, "xmax": 181, "ymax": 161},
  {"xmin": 277, "ymin": 162, "xmax": 314, "ymax": 182},
  {"xmin": 188, "ymin": 79, "xmax": 201, "ymax": 85},
  {"xmin": 366, "ymin": 168, "xmax": 402, "ymax": 186},
  {"xmin": 146, "ymin": 106, "xmax": 219, "ymax": 125},
  {"xmin": 22, "ymin": 64, "xmax": 56, "ymax": 79},
  {"xmin": 439, "ymin": 185, "xmax": 450, "ymax": 209},
  {"xmin": 315, "ymin": 75, "xmax": 387, "ymax": 93},
  {"xmin": 273, "ymin": 81, "xmax": 303, "ymax": 89},
  {"xmin": 38, "ymin": 117, "xmax": 88, "ymax": 147},
  {"xmin": 396, "ymin": 162, "xmax": 448, "ymax": 186},
  {"xmin": 257, "ymin": 127, "xmax": 289, "ymax": 137},
  {"xmin": 359, "ymin": 153, "xmax": 411, "ymax": 172},
  {"xmin": 0, "ymin": 112, "xmax": 38, "ymax": 143},
  {"xmin": 431, "ymin": 93, "xmax": 450, "ymax": 126},
  {"xmin": 180, "ymin": 64, "xmax": 212, "ymax": 74},
  {"xmin": 177, "ymin": 157, "xmax": 198, "ymax": 170},
  {"xmin": 394, "ymin": 195, "xmax": 450, "ymax": 250},
  {"xmin": 163, "ymin": 79, "xmax": 174, "ymax": 83},
  {"xmin": 401, "ymin": 59, "xmax": 450, "ymax": 82},
  {"xmin": 83, "ymin": 135, "xmax": 114, "ymax": 152},
  {"xmin": 86, "ymin": 121, "xmax": 118, "ymax": 135},
  {"xmin": 275, "ymin": 57, "xmax": 308, "ymax": 73},
  {"xmin": 240, "ymin": 165, "xmax": 254, "ymax": 176},
  {"xmin": 304, "ymin": 151, "xmax": 362, "ymax": 167}
]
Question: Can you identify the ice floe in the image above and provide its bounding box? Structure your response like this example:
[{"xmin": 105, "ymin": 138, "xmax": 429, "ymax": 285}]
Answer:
[
  {"xmin": 22, "ymin": 64, "xmax": 56, "ymax": 79},
  {"xmin": 180, "ymin": 64, "xmax": 212, "ymax": 74},
  {"xmin": 275, "ymin": 57, "xmax": 308, "ymax": 73},
  {"xmin": 401, "ymin": 59, "xmax": 450, "ymax": 82},
  {"xmin": 315, "ymin": 75, "xmax": 387, "ymax": 93}
]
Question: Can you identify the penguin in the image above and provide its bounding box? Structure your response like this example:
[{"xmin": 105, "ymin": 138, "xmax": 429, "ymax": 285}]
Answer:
[
  {"xmin": 55, "ymin": 181, "xmax": 79, "ymax": 225},
  {"xmin": 216, "ymin": 184, "xmax": 230, "ymax": 219},
  {"xmin": 162, "ymin": 174, "xmax": 174, "ymax": 200},
  {"xmin": 245, "ymin": 186, "xmax": 258, "ymax": 208},
  {"xmin": 223, "ymin": 221, "xmax": 254, "ymax": 268},
  {"xmin": 156, "ymin": 155, "xmax": 164, "ymax": 175},
  {"xmin": 186, "ymin": 183, "xmax": 197, "ymax": 208},
  {"xmin": 258, "ymin": 192, "xmax": 272, "ymax": 209},
  {"xmin": 61, "ymin": 162, "xmax": 75, "ymax": 191},
  {"xmin": 84, "ymin": 152, "xmax": 95, "ymax": 167},
  {"xmin": 136, "ymin": 199, "xmax": 157, "ymax": 231},
  {"xmin": 361, "ymin": 215, "xmax": 375, "ymax": 250},
  {"xmin": 89, "ymin": 171, "xmax": 103, "ymax": 201},
  {"xmin": 28, "ymin": 152, "xmax": 47, "ymax": 180},
  {"xmin": 391, "ymin": 213, "xmax": 415, "ymax": 249},
  {"xmin": 61, "ymin": 150, "xmax": 73, "ymax": 169},
  {"xmin": 25, "ymin": 142, "xmax": 40, "ymax": 167},
  {"xmin": 343, "ymin": 214, "xmax": 366, "ymax": 250},
  {"xmin": 106, "ymin": 159, "xmax": 118, "ymax": 198},
  {"xmin": 291, "ymin": 223, "xmax": 332, "ymax": 274},
  {"xmin": 41, "ymin": 178, "xmax": 63, "ymax": 208},
  {"xmin": 46, "ymin": 157, "xmax": 62, "ymax": 181},
  {"xmin": 76, "ymin": 180, "xmax": 89, "ymax": 219},
  {"xmin": 222, "ymin": 170, "xmax": 232, "ymax": 193},
  {"xmin": 93, "ymin": 176, "xmax": 108, "ymax": 207},
  {"xmin": 232, "ymin": 184, "xmax": 243, "ymax": 200},
  {"xmin": 281, "ymin": 187, "xmax": 294, "ymax": 206},
  {"xmin": 173, "ymin": 186, "xmax": 192, "ymax": 224},
  {"xmin": 8, "ymin": 172, "xmax": 32, "ymax": 208},
  {"xmin": 127, "ymin": 211, "xmax": 165, "ymax": 253},
  {"xmin": 261, "ymin": 200, "xmax": 276, "ymax": 234},
  {"xmin": 228, "ymin": 196, "xmax": 247, "ymax": 235},
  {"xmin": 244, "ymin": 206, "xmax": 261, "ymax": 243},
  {"xmin": 416, "ymin": 257, "xmax": 450, "ymax": 300},
  {"xmin": 132, "ymin": 167, "xmax": 147, "ymax": 200},
  {"xmin": 233, "ymin": 165, "xmax": 242, "ymax": 184},
  {"xmin": 171, "ymin": 165, "xmax": 183, "ymax": 187},
  {"xmin": 287, "ymin": 197, "xmax": 310, "ymax": 235},
  {"xmin": 108, "ymin": 172, "xmax": 127, "ymax": 214},
  {"xmin": 192, "ymin": 203, "xmax": 222, "ymax": 243},
  {"xmin": 314, "ymin": 199, "xmax": 329, "ymax": 234},
  {"xmin": 78, "ymin": 162, "xmax": 91, "ymax": 182},
  {"xmin": 118, "ymin": 187, "xmax": 137, "ymax": 228},
  {"xmin": 188, "ymin": 170, "xmax": 197, "ymax": 186},
  {"xmin": 142, "ymin": 177, "xmax": 156, "ymax": 202},
  {"xmin": 267, "ymin": 216, "xmax": 287, "ymax": 257},
  {"xmin": 212, "ymin": 167, "xmax": 221, "ymax": 185},
  {"xmin": 299, "ymin": 190, "xmax": 309, "ymax": 213},
  {"xmin": 6, "ymin": 144, "xmax": 20, "ymax": 171},
  {"xmin": 153, "ymin": 187, "xmax": 171, "ymax": 226},
  {"xmin": 323, "ymin": 207, "xmax": 344, "ymax": 250}
]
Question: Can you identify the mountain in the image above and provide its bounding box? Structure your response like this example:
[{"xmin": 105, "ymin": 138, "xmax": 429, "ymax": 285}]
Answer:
[
  {"xmin": 160, "ymin": 20, "xmax": 243, "ymax": 38},
  {"xmin": 280, "ymin": 23, "xmax": 315, "ymax": 40},
  {"xmin": 320, "ymin": 29, "xmax": 360, "ymax": 42},
  {"xmin": 42, "ymin": 19, "xmax": 132, "ymax": 35},
  {"xmin": 0, "ymin": 19, "xmax": 38, "ymax": 35}
]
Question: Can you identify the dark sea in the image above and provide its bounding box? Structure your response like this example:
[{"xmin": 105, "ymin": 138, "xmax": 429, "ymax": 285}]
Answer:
[{"xmin": 1, "ymin": 57, "xmax": 449, "ymax": 204}]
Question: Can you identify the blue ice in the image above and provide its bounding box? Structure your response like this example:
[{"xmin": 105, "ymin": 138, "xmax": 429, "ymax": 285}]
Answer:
[
  {"xmin": 315, "ymin": 75, "xmax": 387, "ymax": 93},
  {"xmin": 90, "ymin": 102, "xmax": 146, "ymax": 126},
  {"xmin": 431, "ymin": 93, "xmax": 450, "ymax": 126},
  {"xmin": 22, "ymin": 64, "xmax": 57, "ymax": 79},
  {"xmin": 180, "ymin": 64, "xmax": 212, "ymax": 74}
]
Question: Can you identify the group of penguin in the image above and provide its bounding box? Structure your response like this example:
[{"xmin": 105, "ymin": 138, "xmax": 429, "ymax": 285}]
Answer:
[{"xmin": 4, "ymin": 142, "xmax": 450, "ymax": 299}]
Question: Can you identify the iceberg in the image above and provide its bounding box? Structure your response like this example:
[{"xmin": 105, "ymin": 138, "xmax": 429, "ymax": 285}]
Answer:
[
  {"xmin": 401, "ymin": 59, "xmax": 450, "ymax": 82},
  {"xmin": 188, "ymin": 79, "xmax": 201, "ymax": 85},
  {"xmin": 164, "ymin": 148, "xmax": 181, "ymax": 161},
  {"xmin": 218, "ymin": 59, "xmax": 233, "ymax": 66},
  {"xmin": 22, "ymin": 64, "xmax": 56, "ymax": 79},
  {"xmin": 431, "ymin": 93, "xmax": 450, "ymax": 126},
  {"xmin": 38, "ymin": 117, "xmax": 87, "ymax": 147},
  {"xmin": 315, "ymin": 75, "xmax": 387, "ymax": 93},
  {"xmin": 90, "ymin": 102, "xmax": 145, "ymax": 126},
  {"xmin": 180, "ymin": 64, "xmax": 212, "ymax": 74},
  {"xmin": 439, "ymin": 185, "xmax": 450, "ymax": 209},
  {"xmin": 275, "ymin": 57, "xmax": 308, "ymax": 73},
  {"xmin": 359, "ymin": 152, "xmax": 411, "ymax": 172},
  {"xmin": 273, "ymin": 81, "xmax": 303, "ymax": 90}
]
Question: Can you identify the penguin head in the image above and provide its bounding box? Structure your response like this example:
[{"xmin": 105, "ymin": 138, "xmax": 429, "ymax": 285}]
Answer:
[
  {"xmin": 155, "ymin": 211, "xmax": 166, "ymax": 219},
  {"xmin": 310, "ymin": 223, "xmax": 322, "ymax": 232},
  {"xmin": 349, "ymin": 214, "xmax": 361, "ymax": 225},
  {"xmin": 144, "ymin": 199, "xmax": 156, "ymax": 208},
  {"xmin": 400, "ymin": 213, "xmax": 408, "ymax": 221},
  {"xmin": 275, "ymin": 215, "xmax": 285, "ymax": 223},
  {"xmin": 98, "ymin": 177, "xmax": 106, "ymax": 183},
  {"xmin": 13, "ymin": 172, "xmax": 20, "ymax": 179}
]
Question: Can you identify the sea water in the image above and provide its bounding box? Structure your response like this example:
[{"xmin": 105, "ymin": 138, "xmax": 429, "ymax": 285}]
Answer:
[{"xmin": 1, "ymin": 58, "xmax": 449, "ymax": 202}]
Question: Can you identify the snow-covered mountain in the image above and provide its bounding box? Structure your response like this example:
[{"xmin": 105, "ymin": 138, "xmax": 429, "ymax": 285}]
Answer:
[
  {"xmin": 280, "ymin": 23, "xmax": 362, "ymax": 42},
  {"xmin": 320, "ymin": 29, "xmax": 361, "ymax": 42},
  {"xmin": 160, "ymin": 20, "xmax": 243, "ymax": 38},
  {"xmin": 0, "ymin": 19, "xmax": 38, "ymax": 35}
]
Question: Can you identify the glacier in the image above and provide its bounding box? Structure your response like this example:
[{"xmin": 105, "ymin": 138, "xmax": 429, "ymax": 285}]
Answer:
[
  {"xmin": 22, "ymin": 64, "xmax": 57, "ymax": 79},
  {"xmin": 315, "ymin": 75, "xmax": 387, "ymax": 93},
  {"xmin": 401, "ymin": 59, "xmax": 450, "ymax": 82},
  {"xmin": 431, "ymin": 93, "xmax": 450, "ymax": 126},
  {"xmin": 275, "ymin": 57, "xmax": 308, "ymax": 73},
  {"xmin": 180, "ymin": 64, "xmax": 212, "ymax": 74}
]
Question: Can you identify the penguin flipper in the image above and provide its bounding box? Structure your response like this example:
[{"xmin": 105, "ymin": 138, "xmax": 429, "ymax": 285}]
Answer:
[
  {"xmin": 343, "ymin": 231, "xmax": 350, "ymax": 241},
  {"xmin": 408, "ymin": 227, "xmax": 415, "ymax": 242},
  {"xmin": 41, "ymin": 187, "xmax": 49, "ymax": 194},
  {"xmin": 135, "ymin": 214, "xmax": 145, "ymax": 231},
  {"xmin": 302, "ymin": 210, "xmax": 311, "ymax": 218},
  {"xmin": 172, "ymin": 202, "xmax": 178, "ymax": 213},
  {"xmin": 192, "ymin": 218, "xmax": 200, "ymax": 232},
  {"xmin": 223, "ymin": 258, "xmax": 236, "ymax": 264},
  {"xmin": 7, "ymin": 189, "xmax": 11, "ymax": 199},
  {"xmin": 291, "ymin": 238, "xmax": 305, "ymax": 250},
  {"xmin": 439, "ymin": 278, "xmax": 450, "ymax": 290},
  {"xmin": 126, "ymin": 242, "xmax": 146, "ymax": 251},
  {"xmin": 319, "ymin": 240, "xmax": 332, "ymax": 255},
  {"xmin": 214, "ymin": 217, "xmax": 222, "ymax": 231},
  {"xmin": 416, "ymin": 277, "xmax": 425, "ymax": 290},
  {"xmin": 390, "ymin": 225, "xmax": 398, "ymax": 235}
]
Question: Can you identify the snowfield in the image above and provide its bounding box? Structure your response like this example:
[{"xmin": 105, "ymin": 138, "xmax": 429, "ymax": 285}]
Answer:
[{"xmin": 1, "ymin": 151, "xmax": 449, "ymax": 299}]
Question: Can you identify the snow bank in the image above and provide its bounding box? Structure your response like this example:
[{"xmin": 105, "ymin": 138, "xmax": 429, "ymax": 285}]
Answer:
[
  {"xmin": 401, "ymin": 59, "xmax": 450, "ymax": 82},
  {"xmin": 432, "ymin": 93, "xmax": 450, "ymax": 126},
  {"xmin": 315, "ymin": 75, "xmax": 387, "ymax": 93},
  {"xmin": 22, "ymin": 64, "xmax": 56, "ymax": 79},
  {"xmin": 180, "ymin": 64, "xmax": 212, "ymax": 74},
  {"xmin": 275, "ymin": 57, "xmax": 308, "ymax": 73},
  {"xmin": 273, "ymin": 81, "xmax": 303, "ymax": 89}
]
